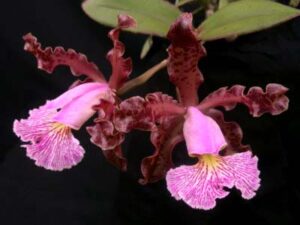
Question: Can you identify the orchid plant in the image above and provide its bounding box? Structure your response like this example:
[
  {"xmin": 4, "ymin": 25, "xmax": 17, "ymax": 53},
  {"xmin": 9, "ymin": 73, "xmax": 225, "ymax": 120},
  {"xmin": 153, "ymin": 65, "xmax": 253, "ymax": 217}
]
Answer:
[{"xmin": 13, "ymin": 12, "xmax": 289, "ymax": 210}]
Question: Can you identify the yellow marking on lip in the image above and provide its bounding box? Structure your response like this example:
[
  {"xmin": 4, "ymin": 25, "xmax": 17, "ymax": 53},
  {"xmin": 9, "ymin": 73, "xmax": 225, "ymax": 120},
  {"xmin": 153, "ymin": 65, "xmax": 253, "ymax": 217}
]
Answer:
[
  {"xmin": 198, "ymin": 154, "xmax": 221, "ymax": 170},
  {"xmin": 51, "ymin": 122, "xmax": 71, "ymax": 134}
]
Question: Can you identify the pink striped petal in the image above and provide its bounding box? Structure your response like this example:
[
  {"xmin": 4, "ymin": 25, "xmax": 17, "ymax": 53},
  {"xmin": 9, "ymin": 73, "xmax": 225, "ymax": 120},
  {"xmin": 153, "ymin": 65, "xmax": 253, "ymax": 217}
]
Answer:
[
  {"xmin": 224, "ymin": 151, "xmax": 260, "ymax": 199},
  {"xmin": 45, "ymin": 82, "xmax": 108, "ymax": 110},
  {"xmin": 13, "ymin": 82, "xmax": 112, "ymax": 170},
  {"xmin": 166, "ymin": 151, "xmax": 260, "ymax": 210},
  {"xmin": 183, "ymin": 107, "xmax": 227, "ymax": 156},
  {"xmin": 53, "ymin": 84, "xmax": 113, "ymax": 130},
  {"xmin": 166, "ymin": 155, "xmax": 234, "ymax": 210},
  {"xmin": 13, "ymin": 105, "xmax": 84, "ymax": 171}
]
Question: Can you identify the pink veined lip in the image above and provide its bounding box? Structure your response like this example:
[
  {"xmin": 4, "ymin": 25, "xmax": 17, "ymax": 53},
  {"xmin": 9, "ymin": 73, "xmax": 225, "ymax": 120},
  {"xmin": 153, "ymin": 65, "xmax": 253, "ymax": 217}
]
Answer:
[
  {"xmin": 13, "ymin": 82, "xmax": 112, "ymax": 171},
  {"xmin": 166, "ymin": 107, "xmax": 260, "ymax": 210}
]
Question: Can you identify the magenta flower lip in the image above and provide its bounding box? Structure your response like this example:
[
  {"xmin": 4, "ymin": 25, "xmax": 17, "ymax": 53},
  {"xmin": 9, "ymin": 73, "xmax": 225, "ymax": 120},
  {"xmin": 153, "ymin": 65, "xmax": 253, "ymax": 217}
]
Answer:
[{"xmin": 13, "ymin": 82, "xmax": 113, "ymax": 171}]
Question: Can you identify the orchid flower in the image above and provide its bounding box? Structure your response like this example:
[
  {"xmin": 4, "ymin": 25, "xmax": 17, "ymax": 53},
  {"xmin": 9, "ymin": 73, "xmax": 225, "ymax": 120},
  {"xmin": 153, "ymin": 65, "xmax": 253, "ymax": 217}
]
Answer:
[
  {"xmin": 13, "ymin": 82, "xmax": 113, "ymax": 171},
  {"xmin": 112, "ymin": 13, "xmax": 289, "ymax": 210},
  {"xmin": 13, "ymin": 11, "xmax": 290, "ymax": 211},
  {"xmin": 13, "ymin": 15, "xmax": 137, "ymax": 171},
  {"xmin": 166, "ymin": 107, "xmax": 260, "ymax": 210}
]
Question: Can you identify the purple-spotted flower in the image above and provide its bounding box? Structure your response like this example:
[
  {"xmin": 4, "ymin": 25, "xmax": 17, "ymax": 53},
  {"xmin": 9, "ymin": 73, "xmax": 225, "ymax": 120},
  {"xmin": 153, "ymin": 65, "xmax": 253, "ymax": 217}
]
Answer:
[
  {"xmin": 13, "ymin": 15, "xmax": 137, "ymax": 171},
  {"xmin": 13, "ymin": 82, "xmax": 113, "ymax": 171},
  {"xmin": 13, "ymin": 11, "xmax": 290, "ymax": 212},
  {"xmin": 166, "ymin": 107, "xmax": 260, "ymax": 210},
  {"xmin": 120, "ymin": 13, "xmax": 289, "ymax": 211}
]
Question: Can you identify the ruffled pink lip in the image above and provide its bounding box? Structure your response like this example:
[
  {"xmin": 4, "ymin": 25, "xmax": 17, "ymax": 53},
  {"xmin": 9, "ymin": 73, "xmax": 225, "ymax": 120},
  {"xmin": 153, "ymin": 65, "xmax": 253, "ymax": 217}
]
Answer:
[
  {"xmin": 166, "ymin": 151, "xmax": 260, "ymax": 210},
  {"xmin": 12, "ymin": 82, "xmax": 113, "ymax": 171}
]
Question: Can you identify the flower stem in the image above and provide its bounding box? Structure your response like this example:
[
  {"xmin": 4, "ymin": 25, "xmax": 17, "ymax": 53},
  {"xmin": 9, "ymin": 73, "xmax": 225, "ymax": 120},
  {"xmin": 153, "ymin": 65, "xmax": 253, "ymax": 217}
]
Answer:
[{"xmin": 117, "ymin": 59, "xmax": 168, "ymax": 95}]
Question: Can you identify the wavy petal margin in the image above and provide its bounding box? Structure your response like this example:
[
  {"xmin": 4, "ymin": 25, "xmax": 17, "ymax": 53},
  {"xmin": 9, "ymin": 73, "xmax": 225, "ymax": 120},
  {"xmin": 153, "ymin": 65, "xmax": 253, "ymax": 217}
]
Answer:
[
  {"xmin": 199, "ymin": 83, "xmax": 289, "ymax": 117},
  {"xmin": 102, "ymin": 146, "xmax": 127, "ymax": 171},
  {"xmin": 107, "ymin": 15, "xmax": 136, "ymax": 90},
  {"xmin": 87, "ymin": 120, "xmax": 125, "ymax": 151},
  {"xmin": 166, "ymin": 151, "xmax": 260, "ymax": 210},
  {"xmin": 139, "ymin": 93, "xmax": 184, "ymax": 184},
  {"xmin": 208, "ymin": 109, "xmax": 251, "ymax": 155},
  {"xmin": 114, "ymin": 96, "xmax": 155, "ymax": 133},
  {"xmin": 23, "ymin": 33, "xmax": 105, "ymax": 82},
  {"xmin": 167, "ymin": 13, "xmax": 206, "ymax": 106}
]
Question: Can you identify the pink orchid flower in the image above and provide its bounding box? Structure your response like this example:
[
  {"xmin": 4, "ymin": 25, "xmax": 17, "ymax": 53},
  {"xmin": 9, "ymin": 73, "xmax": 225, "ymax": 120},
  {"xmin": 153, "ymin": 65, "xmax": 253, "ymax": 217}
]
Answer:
[
  {"xmin": 166, "ymin": 107, "xmax": 260, "ymax": 210},
  {"xmin": 13, "ymin": 15, "xmax": 136, "ymax": 171},
  {"xmin": 13, "ymin": 82, "xmax": 113, "ymax": 171},
  {"xmin": 12, "ymin": 11, "xmax": 290, "ymax": 212},
  {"xmin": 130, "ymin": 14, "xmax": 288, "ymax": 211}
]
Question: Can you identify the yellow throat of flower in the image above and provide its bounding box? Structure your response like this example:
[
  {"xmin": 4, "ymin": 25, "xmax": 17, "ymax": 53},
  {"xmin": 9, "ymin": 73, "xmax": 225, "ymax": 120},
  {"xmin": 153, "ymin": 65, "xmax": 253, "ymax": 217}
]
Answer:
[
  {"xmin": 51, "ymin": 122, "xmax": 71, "ymax": 135},
  {"xmin": 198, "ymin": 154, "xmax": 221, "ymax": 170}
]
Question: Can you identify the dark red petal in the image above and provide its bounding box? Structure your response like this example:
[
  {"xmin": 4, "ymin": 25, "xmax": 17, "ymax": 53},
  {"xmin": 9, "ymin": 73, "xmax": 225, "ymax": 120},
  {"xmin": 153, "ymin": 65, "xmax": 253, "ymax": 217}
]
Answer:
[
  {"xmin": 136, "ymin": 93, "xmax": 184, "ymax": 184},
  {"xmin": 145, "ymin": 92, "xmax": 182, "ymax": 123},
  {"xmin": 114, "ymin": 96, "xmax": 155, "ymax": 133},
  {"xmin": 23, "ymin": 33, "xmax": 105, "ymax": 82},
  {"xmin": 167, "ymin": 13, "xmax": 206, "ymax": 106},
  {"xmin": 199, "ymin": 83, "xmax": 289, "ymax": 117},
  {"xmin": 107, "ymin": 15, "xmax": 136, "ymax": 90},
  {"xmin": 87, "ymin": 121, "xmax": 125, "ymax": 150},
  {"xmin": 207, "ymin": 109, "xmax": 251, "ymax": 155},
  {"xmin": 139, "ymin": 117, "xmax": 184, "ymax": 185},
  {"xmin": 102, "ymin": 146, "xmax": 127, "ymax": 171},
  {"xmin": 246, "ymin": 83, "xmax": 289, "ymax": 117}
]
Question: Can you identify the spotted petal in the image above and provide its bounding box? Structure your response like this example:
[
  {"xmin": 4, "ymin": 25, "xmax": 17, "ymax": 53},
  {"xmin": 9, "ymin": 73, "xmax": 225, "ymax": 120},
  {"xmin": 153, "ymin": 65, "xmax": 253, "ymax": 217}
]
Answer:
[{"xmin": 167, "ymin": 13, "xmax": 206, "ymax": 106}]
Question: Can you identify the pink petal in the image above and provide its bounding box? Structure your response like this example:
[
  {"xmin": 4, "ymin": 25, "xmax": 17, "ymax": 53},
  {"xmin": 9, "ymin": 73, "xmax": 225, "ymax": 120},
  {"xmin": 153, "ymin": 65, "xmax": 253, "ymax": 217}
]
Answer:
[
  {"xmin": 53, "ymin": 83, "xmax": 113, "ymax": 130},
  {"xmin": 13, "ymin": 106, "xmax": 84, "ymax": 171},
  {"xmin": 183, "ymin": 107, "xmax": 227, "ymax": 156},
  {"xmin": 166, "ymin": 156, "xmax": 234, "ymax": 210},
  {"xmin": 46, "ymin": 82, "xmax": 109, "ymax": 110},
  {"xmin": 224, "ymin": 151, "xmax": 261, "ymax": 199},
  {"xmin": 166, "ymin": 151, "xmax": 260, "ymax": 210}
]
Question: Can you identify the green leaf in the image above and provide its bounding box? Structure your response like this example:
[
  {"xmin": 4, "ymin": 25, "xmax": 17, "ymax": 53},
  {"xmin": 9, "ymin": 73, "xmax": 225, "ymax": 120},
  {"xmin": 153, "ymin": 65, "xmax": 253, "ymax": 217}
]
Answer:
[
  {"xmin": 198, "ymin": 0, "xmax": 300, "ymax": 41},
  {"xmin": 218, "ymin": 0, "xmax": 229, "ymax": 9},
  {"xmin": 82, "ymin": 0, "xmax": 181, "ymax": 37},
  {"xmin": 140, "ymin": 36, "xmax": 153, "ymax": 59}
]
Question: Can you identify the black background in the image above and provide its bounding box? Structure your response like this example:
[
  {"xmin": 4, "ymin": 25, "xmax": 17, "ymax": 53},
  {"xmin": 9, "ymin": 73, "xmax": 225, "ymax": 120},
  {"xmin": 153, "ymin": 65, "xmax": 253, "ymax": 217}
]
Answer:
[{"xmin": 0, "ymin": 0, "xmax": 299, "ymax": 224}]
